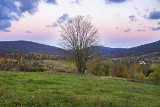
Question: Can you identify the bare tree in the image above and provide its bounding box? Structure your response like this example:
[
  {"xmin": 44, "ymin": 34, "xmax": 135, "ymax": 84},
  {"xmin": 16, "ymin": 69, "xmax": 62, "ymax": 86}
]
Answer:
[{"xmin": 59, "ymin": 15, "xmax": 100, "ymax": 74}]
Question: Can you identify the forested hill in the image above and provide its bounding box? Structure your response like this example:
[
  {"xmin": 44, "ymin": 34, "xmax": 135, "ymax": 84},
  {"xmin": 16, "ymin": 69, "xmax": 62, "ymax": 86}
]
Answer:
[
  {"xmin": 0, "ymin": 41, "xmax": 64, "ymax": 55},
  {"xmin": 0, "ymin": 40, "xmax": 160, "ymax": 59},
  {"xmin": 103, "ymin": 40, "xmax": 160, "ymax": 58}
]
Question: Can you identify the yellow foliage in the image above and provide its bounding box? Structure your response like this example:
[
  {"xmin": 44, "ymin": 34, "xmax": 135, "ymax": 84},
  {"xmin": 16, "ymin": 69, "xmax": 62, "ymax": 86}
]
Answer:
[{"xmin": 134, "ymin": 72, "xmax": 146, "ymax": 81}]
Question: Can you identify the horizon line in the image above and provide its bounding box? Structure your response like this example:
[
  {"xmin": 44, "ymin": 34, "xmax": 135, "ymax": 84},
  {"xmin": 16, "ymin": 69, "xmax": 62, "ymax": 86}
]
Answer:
[{"xmin": 0, "ymin": 39, "xmax": 159, "ymax": 49}]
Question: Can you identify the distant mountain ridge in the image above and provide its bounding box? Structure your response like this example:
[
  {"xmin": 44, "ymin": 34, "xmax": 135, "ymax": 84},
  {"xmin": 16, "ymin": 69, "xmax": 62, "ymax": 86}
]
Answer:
[
  {"xmin": 0, "ymin": 40, "xmax": 160, "ymax": 58},
  {"xmin": 102, "ymin": 40, "xmax": 160, "ymax": 58},
  {"xmin": 96, "ymin": 46, "xmax": 126, "ymax": 52},
  {"xmin": 0, "ymin": 40, "xmax": 64, "ymax": 55}
]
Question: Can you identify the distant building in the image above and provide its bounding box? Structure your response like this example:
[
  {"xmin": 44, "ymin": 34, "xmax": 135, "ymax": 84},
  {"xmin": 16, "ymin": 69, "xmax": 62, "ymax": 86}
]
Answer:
[{"xmin": 139, "ymin": 61, "xmax": 146, "ymax": 65}]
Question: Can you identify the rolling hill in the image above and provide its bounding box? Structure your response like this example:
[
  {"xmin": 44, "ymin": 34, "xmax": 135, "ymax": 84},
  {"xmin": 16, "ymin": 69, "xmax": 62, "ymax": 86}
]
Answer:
[
  {"xmin": 0, "ymin": 40, "xmax": 160, "ymax": 59},
  {"xmin": 106, "ymin": 40, "xmax": 160, "ymax": 58},
  {"xmin": 96, "ymin": 40, "xmax": 160, "ymax": 59},
  {"xmin": 0, "ymin": 40, "xmax": 64, "ymax": 55}
]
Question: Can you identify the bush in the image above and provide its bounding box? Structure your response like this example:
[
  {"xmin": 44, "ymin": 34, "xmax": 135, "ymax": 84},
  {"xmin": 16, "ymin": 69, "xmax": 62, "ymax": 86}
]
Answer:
[
  {"xmin": 100, "ymin": 61, "xmax": 113, "ymax": 76},
  {"xmin": 134, "ymin": 72, "xmax": 146, "ymax": 81},
  {"xmin": 154, "ymin": 65, "xmax": 160, "ymax": 74},
  {"xmin": 52, "ymin": 67, "xmax": 68, "ymax": 72},
  {"xmin": 51, "ymin": 66, "xmax": 75, "ymax": 73},
  {"xmin": 18, "ymin": 61, "xmax": 47, "ymax": 72},
  {"xmin": 111, "ymin": 63, "xmax": 129, "ymax": 78},
  {"xmin": 87, "ymin": 58, "xmax": 104, "ymax": 76},
  {"xmin": 148, "ymin": 72, "xmax": 160, "ymax": 84}
]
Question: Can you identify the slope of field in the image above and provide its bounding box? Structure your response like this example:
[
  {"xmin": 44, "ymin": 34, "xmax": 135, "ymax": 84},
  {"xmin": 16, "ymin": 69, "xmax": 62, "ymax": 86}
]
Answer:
[{"xmin": 0, "ymin": 71, "xmax": 159, "ymax": 106}]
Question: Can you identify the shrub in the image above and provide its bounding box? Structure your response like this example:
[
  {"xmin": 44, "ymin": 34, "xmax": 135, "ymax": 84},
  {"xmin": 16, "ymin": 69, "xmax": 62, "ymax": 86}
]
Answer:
[
  {"xmin": 51, "ymin": 66, "xmax": 77, "ymax": 73},
  {"xmin": 87, "ymin": 58, "xmax": 104, "ymax": 76},
  {"xmin": 18, "ymin": 61, "xmax": 47, "ymax": 72},
  {"xmin": 100, "ymin": 61, "xmax": 113, "ymax": 76},
  {"xmin": 52, "ymin": 67, "xmax": 68, "ymax": 72},
  {"xmin": 140, "ymin": 64, "xmax": 153, "ymax": 76},
  {"xmin": 148, "ymin": 72, "xmax": 160, "ymax": 84},
  {"xmin": 154, "ymin": 65, "xmax": 160, "ymax": 74},
  {"xmin": 111, "ymin": 63, "xmax": 128, "ymax": 78},
  {"xmin": 134, "ymin": 72, "xmax": 146, "ymax": 81}
]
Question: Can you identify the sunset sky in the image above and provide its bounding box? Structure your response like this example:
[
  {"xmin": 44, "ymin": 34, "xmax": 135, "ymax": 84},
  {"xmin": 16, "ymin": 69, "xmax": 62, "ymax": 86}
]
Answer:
[{"xmin": 0, "ymin": 0, "xmax": 160, "ymax": 48}]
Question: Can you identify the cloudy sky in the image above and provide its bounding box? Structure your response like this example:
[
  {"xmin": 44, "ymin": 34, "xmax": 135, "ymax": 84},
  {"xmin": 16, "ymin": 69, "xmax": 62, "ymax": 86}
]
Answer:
[{"xmin": 0, "ymin": 0, "xmax": 160, "ymax": 48}]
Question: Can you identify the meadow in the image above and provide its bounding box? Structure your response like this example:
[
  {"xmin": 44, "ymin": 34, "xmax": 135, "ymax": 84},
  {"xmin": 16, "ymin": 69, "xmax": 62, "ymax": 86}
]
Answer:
[{"xmin": 0, "ymin": 71, "xmax": 159, "ymax": 107}]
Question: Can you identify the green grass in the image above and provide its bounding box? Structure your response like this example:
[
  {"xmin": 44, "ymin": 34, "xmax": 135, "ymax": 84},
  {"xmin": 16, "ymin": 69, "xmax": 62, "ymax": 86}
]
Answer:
[
  {"xmin": 43, "ymin": 60, "xmax": 75, "ymax": 68},
  {"xmin": 0, "ymin": 71, "xmax": 160, "ymax": 107},
  {"xmin": 43, "ymin": 60, "xmax": 76, "ymax": 72}
]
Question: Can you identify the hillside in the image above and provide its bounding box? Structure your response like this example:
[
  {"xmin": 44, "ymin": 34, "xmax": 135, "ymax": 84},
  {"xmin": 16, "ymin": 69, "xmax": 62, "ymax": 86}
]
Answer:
[
  {"xmin": 0, "ymin": 71, "xmax": 159, "ymax": 106},
  {"xmin": 0, "ymin": 41, "xmax": 64, "ymax": 55},
  {"xmin": 0, "ymin": 40, "xmax": 160, "ymax": 59},
  {"xmin": 99, "ymin": 40, "xmax": 160, "ymax": 59},
  {"xmin": 96, "ymin": 46, "xmax": 127, "ymax": 58}
]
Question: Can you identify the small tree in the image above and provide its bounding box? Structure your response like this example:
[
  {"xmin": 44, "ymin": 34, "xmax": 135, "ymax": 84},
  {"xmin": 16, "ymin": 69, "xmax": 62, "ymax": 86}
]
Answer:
[
  {"xmin": 87, "ymin": 57, "xmax": 102, "ymax": 75},
  {"xmin": 112, "ymin": 63, "xmax": 128, "ymax": 78},
  {"xmin": 100, "ymin": 60, "xmax": 113, "ymax": 76},
  {"xmin": 59, "ymin": 15, "xmax": 99, "ymax": 74}
]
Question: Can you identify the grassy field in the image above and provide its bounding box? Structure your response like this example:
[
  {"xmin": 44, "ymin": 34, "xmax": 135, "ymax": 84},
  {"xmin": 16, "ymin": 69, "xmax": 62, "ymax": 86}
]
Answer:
[
  {"xmin": 0, "ymin": 71, "xmax": 159, "ymax": 107},
  {"xmin": 43, "ymin": 60, "xmax": 75, "ymax": 67},
  {"xmin": 43, "ymin": 60, "xmax": 76, "ymax": 73}
]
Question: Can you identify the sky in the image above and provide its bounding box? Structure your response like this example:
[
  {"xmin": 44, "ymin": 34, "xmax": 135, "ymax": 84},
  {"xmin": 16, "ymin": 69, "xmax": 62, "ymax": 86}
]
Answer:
[{"xmin": 0, "ymin": 0, "xmax": 160, "ymax": 48}]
